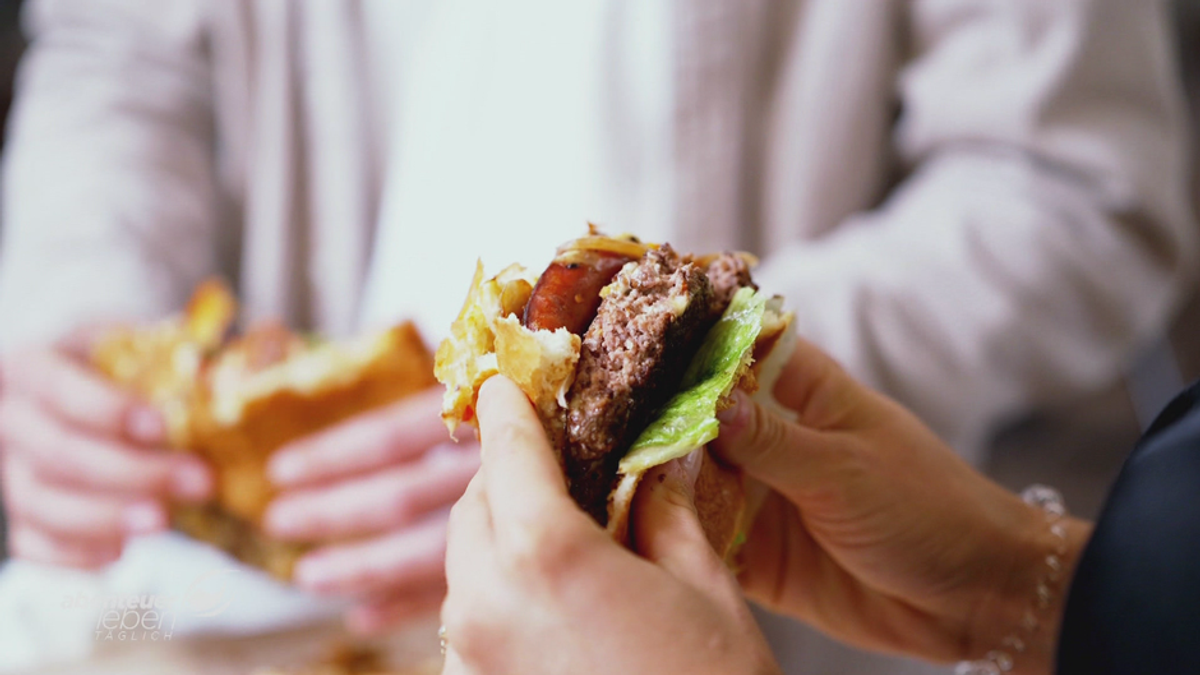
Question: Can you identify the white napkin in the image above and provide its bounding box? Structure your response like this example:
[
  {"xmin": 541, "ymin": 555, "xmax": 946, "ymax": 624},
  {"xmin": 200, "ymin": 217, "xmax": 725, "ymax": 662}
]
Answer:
[{"xmin": 0, "ymin": 533, "xmax": 344, "ymax": 672}]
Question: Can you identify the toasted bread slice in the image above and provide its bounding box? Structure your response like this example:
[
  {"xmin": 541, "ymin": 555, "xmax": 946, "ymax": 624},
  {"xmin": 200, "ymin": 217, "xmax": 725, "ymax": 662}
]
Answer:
[{"xmin": 92, "ymin": 281, "xmax": 437, "ymax": 579}]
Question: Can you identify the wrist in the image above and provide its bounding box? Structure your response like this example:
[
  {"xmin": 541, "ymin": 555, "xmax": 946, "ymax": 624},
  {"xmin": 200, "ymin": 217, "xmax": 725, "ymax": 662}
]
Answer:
[{"xmin": 965, "ymin": 490, "xmax": 1092, "ymax": 675}]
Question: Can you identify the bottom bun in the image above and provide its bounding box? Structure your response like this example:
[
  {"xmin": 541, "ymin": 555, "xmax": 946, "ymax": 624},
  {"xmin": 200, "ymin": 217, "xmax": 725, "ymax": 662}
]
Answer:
[
  {"xmin": 173, "ymin": 503, "xmax": 305, "ymax": 580},
  {"xmin": 607, "ymin": 447, "xmax": 747, "ymax": 564},
  {"xmin": 692, "ymin": 449, "xmax": 748, "ymax": 561}
]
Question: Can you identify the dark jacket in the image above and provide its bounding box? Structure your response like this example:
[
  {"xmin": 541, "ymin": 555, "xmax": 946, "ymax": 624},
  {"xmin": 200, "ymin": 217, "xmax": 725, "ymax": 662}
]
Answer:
[{"xmin": 1057, "ymin": 382, "xmax": 1200, "ymax": 673}]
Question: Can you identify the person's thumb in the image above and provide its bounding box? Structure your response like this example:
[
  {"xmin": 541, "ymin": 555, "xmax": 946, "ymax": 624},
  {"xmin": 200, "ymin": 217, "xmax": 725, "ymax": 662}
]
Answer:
[
  {"xmin": 631, "ymin": 454, "xmax": 727, "ymax": 590},
  {"xmin": 710, "ymin": 390, "xmax": 835, "ymax": 498}
]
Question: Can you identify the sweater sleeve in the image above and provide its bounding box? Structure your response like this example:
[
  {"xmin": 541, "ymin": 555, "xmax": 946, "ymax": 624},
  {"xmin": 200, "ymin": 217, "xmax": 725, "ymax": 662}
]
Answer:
[
  {"xmin": 757, "ymin": 0, "xmax": 1197, "ymax": 455},
  {"xmin": 0, "ymin": 0, "xmax": 220, "ymax": 348}
]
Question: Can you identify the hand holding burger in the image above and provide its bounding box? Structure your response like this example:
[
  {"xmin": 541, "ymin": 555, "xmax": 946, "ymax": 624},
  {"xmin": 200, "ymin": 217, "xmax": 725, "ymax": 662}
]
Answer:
[
  {"xmin": 439, "ymin": 375, "xmax": 780, "ymax": 675},
  {"xmin": 434, "ymin": 230, "xmax": 1097, "ymax": 675},
  {"xmin": 81, "ymin": 280, "xmax": 475, "ymax": 633},
  {"xmin": 0, "ymin": 328, "xmax": 213, "ymax": 569},
  {"xmin": 710, "ymin": 337, "xmax": 1093, "ymax": 671},
  {"xmin": 442, "ymin": 334, "xmax": 1095, "ymax": 675},
  {"xmin": 263, "ymin": 388, "xmax": 480, "ymax": 633}
]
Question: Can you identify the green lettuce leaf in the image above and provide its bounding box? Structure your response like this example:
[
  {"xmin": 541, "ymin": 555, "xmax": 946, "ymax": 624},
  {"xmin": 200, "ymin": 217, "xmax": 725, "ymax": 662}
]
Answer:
[{"xmin": 618, "ymin": 286, "xmax": 767, "ymax": 475}]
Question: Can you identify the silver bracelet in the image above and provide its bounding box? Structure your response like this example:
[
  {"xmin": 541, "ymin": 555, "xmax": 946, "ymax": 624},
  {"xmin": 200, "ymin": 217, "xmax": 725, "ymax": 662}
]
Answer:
[{"xmin": 955, "ymin": 485, "xmax": 1069, "ymax": 675}]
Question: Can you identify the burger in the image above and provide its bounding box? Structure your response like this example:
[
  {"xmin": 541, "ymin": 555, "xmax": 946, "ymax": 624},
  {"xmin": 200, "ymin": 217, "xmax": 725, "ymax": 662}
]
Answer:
[
  {"xmin": 435, "ymin": 229, "xmax": 794, "ymax": 557},
  {"xmin": 92, "ymin": 280, "xmax": 438, "ymax": 579}
]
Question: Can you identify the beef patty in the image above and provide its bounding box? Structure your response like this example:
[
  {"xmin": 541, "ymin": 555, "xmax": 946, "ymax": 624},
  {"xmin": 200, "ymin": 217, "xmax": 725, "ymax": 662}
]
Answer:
[
  {"xmin": 563, "ymin": 245, "xmax": 716, "ymax": 524},
  {"xmin": 705, "ymin": 253, "xmax": 756, "ymax": 318}
]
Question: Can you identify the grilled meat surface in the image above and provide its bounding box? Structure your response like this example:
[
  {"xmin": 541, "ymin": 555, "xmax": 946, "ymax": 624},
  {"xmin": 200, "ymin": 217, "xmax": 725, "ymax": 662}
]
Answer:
[
  {"xmin": 563, "ymin": 245, "xmax": 717, "ymax": 524},
  {"xmin": 705, "ymin": 253, "xmax": 756, "ymax": 318}
]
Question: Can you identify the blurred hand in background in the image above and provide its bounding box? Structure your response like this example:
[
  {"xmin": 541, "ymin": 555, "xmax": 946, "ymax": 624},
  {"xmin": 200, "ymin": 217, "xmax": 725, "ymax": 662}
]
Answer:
[
  {"xmin": 263, "ymin": 388, "xmax": 480, "ymax": 633},
  {"xmin": 0, "ymin": 330, "xmax": 213, "ymax": 569}
]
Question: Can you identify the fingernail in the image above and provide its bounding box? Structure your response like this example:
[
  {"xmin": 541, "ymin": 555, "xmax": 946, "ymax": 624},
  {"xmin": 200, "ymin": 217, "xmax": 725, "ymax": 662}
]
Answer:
[
  {"xmin": 171, "ymin": 462, "xmax": 213, "ymax": 501},
  {"xmin": 659, "ymin": 459, "xmax": 695, "ymax": 502},
  {"xmin": 680, "ymin": 449, "xmax": 703, "ymax": 486},
  {"xmin": 123, "ymin": 502, "xmax": 167, "ymax": 535},
  {"xmin": 126, "ymin": 406, "xmax": 166, "ymax": 444},
  {"xmin": 268, "ymin": 453, "xmax": 303, "ymax": 486},
  {"xmin": 263, "ymin": 503, "xmax": 300, "ymax": 538},
  {"xmin": 717, "ymin": 390, "xmax": 748, "ymax": 428},
  {"xmin": 293, "ymin": 555, "xmax": 334, "ymax": 592}
]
